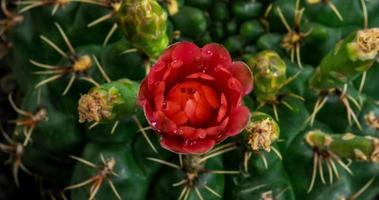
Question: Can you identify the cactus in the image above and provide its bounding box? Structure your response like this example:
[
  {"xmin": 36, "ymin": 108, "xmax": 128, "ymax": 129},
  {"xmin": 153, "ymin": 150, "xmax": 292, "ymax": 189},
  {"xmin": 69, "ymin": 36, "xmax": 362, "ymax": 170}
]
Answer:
[{"xmin": 1, "ymin": 0, "xmax": 379, "ymax": 199}]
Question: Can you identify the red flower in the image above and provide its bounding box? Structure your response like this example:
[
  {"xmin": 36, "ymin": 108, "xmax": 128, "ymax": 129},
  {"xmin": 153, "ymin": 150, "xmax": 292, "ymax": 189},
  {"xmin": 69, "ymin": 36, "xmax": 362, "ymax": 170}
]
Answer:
[{"xmin": 138, "ymin": 42, "xmax": 253, "ymax": 154}]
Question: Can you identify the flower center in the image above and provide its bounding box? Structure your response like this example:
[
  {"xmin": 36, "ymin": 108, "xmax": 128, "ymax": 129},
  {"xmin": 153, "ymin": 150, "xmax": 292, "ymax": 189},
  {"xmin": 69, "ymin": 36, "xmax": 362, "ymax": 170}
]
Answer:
[{"xmin": 166, "ymin": 81, "xmax": 220, "ymax": 127}]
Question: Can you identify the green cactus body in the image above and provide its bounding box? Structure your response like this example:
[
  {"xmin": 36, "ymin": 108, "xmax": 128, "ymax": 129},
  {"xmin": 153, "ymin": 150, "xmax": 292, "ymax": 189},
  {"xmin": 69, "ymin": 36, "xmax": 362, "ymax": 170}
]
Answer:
[
  {"xmin": 117, "ymin": 0, "xmax": 169, "ymax": 58},
  {"xmin": 305, "ymin": 130, "xmax": 379, "ymax": 162},
  {"xmin": 3, "ymin": 0, "xmax": 379, "ymax": 199},
  {"xmin": 310, "ymin": 28, "xmax": 379, "ymax": 90}
]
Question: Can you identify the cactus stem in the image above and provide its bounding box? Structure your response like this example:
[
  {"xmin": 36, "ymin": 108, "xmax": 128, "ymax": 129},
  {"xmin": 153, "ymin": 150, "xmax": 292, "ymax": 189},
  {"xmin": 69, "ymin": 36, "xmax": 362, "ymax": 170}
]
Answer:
[
  {"xmin": 103, "ymin": 23, "xmax": 118, "ymax": 46},
  {"xmin": 132, "ymin": 115, "xmax": 158, "ymax": 153},
  {"xmin": 65, "ymin": 154, "xmax": 121, "ymax": 200}
]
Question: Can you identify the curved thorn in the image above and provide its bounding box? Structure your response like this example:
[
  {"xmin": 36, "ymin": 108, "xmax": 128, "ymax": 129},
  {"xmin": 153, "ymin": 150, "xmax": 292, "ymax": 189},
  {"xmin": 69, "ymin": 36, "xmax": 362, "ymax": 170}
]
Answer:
[
  {"xmin": 69, "ymin": 155, "xmax": 97, "ymax": 168},
  {"xmin": 133, "ymin": 115, "xmax": 158, "ymax": 153},
  {"xmin": 240, "ymin": 184, "xmax": 266, "ymax": 194},
  {"xmin": 62, "ymin": 74, "xmax": 76, "ymax": 95},
  {"xmin": 359, "ymin": 72, "xmax": 367, "ymax": 93},
  {"xmin": 271, "ymin": 146, "xmax": 283, "ymax": 160},
  {"xmin": 110, "ymin": 121, "xmax": 119, "ymax": 134},
  {"xmin": 195, "ymin": 187, "xmax": 204, "ymax": 200},
  {"xmin": 92, "ymin": 55, "xmax": 111, "ymax": 83},
  {"xmin": 87, "ymin": 12, "xmax": 113, "ymax": 28},
  {"xmin": 359, "ymin": 0, "xmax": 368, "ymax": 29},
  {"xmin": 78, "ymin": 76, "xmax": 100, "ymax": 87},
  {"xmin": 103, "ymin": 23, "xmax": 118, "ymax": 46},
  {"xmin": 307, "ymin": 152, "xmax": 318, "ymax": 193},
  {"xmin": 327, "ymin": 2, "xmax": 344, "ymax": 21},
  {"xmin": 8, "ymin": 93, "xmax": 32, "ymax": 116},
  {"xmin": 40, "ymin": 35, "xmax": 68, "ymax": 58},
  {"xmin": 146, "ymin": 157, "xmax": 181, "ymax": 169},
  {"xmin": 350, "ymin": 177, "xmax": 376, "ymax": 200},
  {"xmin": 318, "ymin": 155, "xmax": 326, "ymax": 184},
  {"xmin": 54, "ymin": 23, "xmax": 75, "ymax": 54},
  {"xmin": 108, "ymin": 179, "xmax": 122, "ymax": 200},
  {"xmin": 258, "ymin": 153, "xmax": 268, "ymax": 169},
  {"xmin": 276, "ymin": 7, "xmax": 292, "ymax": 32}
]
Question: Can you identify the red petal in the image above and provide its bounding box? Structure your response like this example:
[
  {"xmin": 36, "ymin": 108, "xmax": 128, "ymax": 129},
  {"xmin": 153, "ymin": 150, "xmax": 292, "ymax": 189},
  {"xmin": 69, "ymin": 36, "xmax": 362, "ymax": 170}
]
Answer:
[
  {"xmin": 154, "ymin": 111, "xmax": 178, "ymax": 135},
  {"xmin": 201, "ymin": 43, "xmax": 232, "ymax": 69},
  {"xmin": 186, "ymin": 72, "xmax": 215, "ymax": 81},
  {"xmin": 172, "ymin": 41, "xmax": 202, "ymax": 65},
  {"xmin": 182, "ymin": 138, "xmax": 216, "ymax": 154},
  {"xmin": 217, "ymin": 93, "xmax": 227, "ymax": 123},
  {"xmin": 184, "ymin": 99, "xmax": 198, "ymax": 125},
  {"xmin": 163, "ymin": 101, "xmax": 180, "ymax": 116},
  {"xmin": 225, "ymin": 106, "xmax": 250, "ymax": 136},
  {"xmin": 180, "ymin": 126, "xmax": 206, "ymax": 140},
  {"xmin": 200, "ymin": 85, "xmax": 219, "ymax": 109},
  {"xmin": 160, "ymin": 137, "xmax": 186, "ymax": 153},
  {"xmin": 148, "ymin": 61, "xmax": 166, "ymax": 92},
  {"xmin": 154, "ymin": 81, "xmax": 165, "ymax": 110},
  {"xmin": 137, "ymin": 78, "xmax": 149, "ymax": 107},
  {"xmin": 171, "ymin": 111, "xmax": 189, "ymax": 125},
  {"xmin": 229, "ymin": 61, "xmax": 253, "ymax": 95},
  {"xmin": 158, "ymin": 44, "xmax": 175, "ymax": 63}
]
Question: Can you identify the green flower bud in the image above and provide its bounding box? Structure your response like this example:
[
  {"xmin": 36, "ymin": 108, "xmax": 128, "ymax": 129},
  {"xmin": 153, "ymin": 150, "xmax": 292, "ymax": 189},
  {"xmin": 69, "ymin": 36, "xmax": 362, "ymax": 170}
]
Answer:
[
  {"xmin": 78, "ymin": 79, "xmax": 139, "ymax": 124},
  {"xmin": 244, "ymin": 112, "xmax": 280, "ymax": 152},
  {"xmin": 117, "ymin": 0, "xmax": 169, "ymax": 58},
  {"xmin": 247, "ymin": 51, "xmax": 287, "ymax": 102}
]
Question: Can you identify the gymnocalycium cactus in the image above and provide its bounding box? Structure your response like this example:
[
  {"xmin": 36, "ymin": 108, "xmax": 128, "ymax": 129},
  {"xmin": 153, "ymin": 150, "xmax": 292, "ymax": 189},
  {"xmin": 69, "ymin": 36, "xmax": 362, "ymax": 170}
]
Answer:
[{"xmin": 1, "ymin": 0, "xmax": 379, "ymax": 199}]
